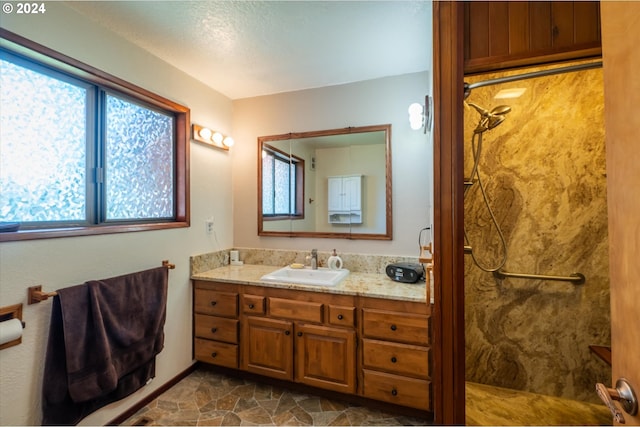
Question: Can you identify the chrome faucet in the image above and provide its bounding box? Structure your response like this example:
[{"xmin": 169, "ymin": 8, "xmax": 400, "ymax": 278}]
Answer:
[{"xmin": 310, "ymin": 249, "xmax": 318, "ymax": 270}]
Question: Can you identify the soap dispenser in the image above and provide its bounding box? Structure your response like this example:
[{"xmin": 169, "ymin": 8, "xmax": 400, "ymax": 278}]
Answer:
[{"xmin": 327, "ymin": 249, "xmax": 343, "ymax": 270}]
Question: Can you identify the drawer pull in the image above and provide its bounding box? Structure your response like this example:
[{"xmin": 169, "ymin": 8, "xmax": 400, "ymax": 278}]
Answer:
[
  {"xmin": 211, "ymin": 352, "xmax": 217, "ymax": 358},
  {"xmin": 391, "ymin": 356, "xmax": 397, "ymax": 363},
  {"xmin": 210, "ymin": 301, "xmax": 217, "ymax": 306},
  {"xmin": 337, "ymin": 314, "xmax": 344, "ymax": 320},
  {"xmin": 285, "ymin": 330, "xmax": 290, "ymax": 335},
  {"xmin": 297, "ymin": 332, "xmax": 303, "ymax": 337},
  {"xmin": 211, "ymin": 327, "xmax": 217, "ymax": 333},
  {"xmin": 390, "ymin": 324, "xmax": 397, "ymax": 331},
  {"xmin": 248, "ymin": 303, "xmax": 255, "ymax": 309},
  {"xmin": 391, "ymin": 388, "xmax": 398, "ymax": 396}
]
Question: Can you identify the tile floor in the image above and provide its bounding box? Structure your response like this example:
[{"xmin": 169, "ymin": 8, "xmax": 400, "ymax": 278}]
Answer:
[
  {"xmin": 121, "ymin": 367, "xmax": 432, "ymax": 426},
  {"xmin": 466, "ymin": 382, "xmax": 611, "ymax": 426},
  {"xmin": 122, "ymin": 366, "xmax": 612, "ymax": 426}
]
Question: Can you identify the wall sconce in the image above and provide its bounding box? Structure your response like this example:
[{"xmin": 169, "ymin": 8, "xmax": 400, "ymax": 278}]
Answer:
[
  {"xmin": 192, "ymin": 124, "xmax": 234, "ymax": 151},
  {"xmin": 408, "ymin": 95, "xmax": 432, "ymax": 134}
]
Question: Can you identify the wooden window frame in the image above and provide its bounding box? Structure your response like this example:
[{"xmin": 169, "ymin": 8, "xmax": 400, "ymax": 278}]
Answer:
[{"xmin": 0, "ymin": 29, "xmax": 190, "ymax": 242}]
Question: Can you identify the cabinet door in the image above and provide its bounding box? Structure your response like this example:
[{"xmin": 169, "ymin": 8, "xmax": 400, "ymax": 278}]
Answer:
[
  {"xmin": 327, "ymin": 177, "xmax": 344, "ymax": 211},
  {"xmin": 242, "ymin": 316, "xmax": 293, "ymax": 380},
  {"xmin": 464, "ymin": 1, "xmax": 601, "ymax": 73},
  {"xmin": 343, "ymin": 176, "xmax": 361, "ymax": 212},
  {"xmin": 294, "ymin": 323, "xmax": 356, "ymax": 393}
]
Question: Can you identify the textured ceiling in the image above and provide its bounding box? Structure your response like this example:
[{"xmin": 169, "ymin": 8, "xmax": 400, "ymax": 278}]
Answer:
[{"xmin": 66, "ymin": 1, "xmax": 431, "ymax": 99}]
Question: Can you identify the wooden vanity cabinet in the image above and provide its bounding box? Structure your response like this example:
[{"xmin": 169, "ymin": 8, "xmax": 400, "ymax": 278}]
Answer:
[
  {"xmin": 241, "ymin": 287, "xmax": 357, "ymax": 394},
  {"xmin": 193, "ymin": 280, "xmax": 430, "ymax": 411},
  {"xmin": 193, "ymin": 281, "xmax": 239, "ymax": 368},
  {"xmin": 360, "ymin": 297, "xmax": 432, "ymax": 411}
]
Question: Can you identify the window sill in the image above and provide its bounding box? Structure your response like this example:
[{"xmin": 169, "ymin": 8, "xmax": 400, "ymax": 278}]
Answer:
[{"xmin": 0, "ymin": 221, "xmax": 189, "ymax": 242}]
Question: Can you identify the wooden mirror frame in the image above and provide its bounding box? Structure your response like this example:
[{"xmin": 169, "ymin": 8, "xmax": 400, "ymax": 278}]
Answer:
[{"xmin": 257, "ymin": 124, "xmax": 393, "ymax": 240}]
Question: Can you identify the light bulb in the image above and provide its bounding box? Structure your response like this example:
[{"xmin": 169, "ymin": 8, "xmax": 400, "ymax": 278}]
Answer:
[
  {"xmin": 410, "ymin": 116, "xmax": 424, "ymax": 130},
  {"xmin": 198, "ymin": 127, "xmax": 212, "ymax": 140},
  {"xmin": 408, "ymin": 102, "xmax": 425, "ymax": 130},
  {"xmin": 223, "ymin": 136, "xmax": 234, "ymax": 147},
  {"xmin": 212, "ymin": 132, "xmax": 224, "ymax": 144},
  {"xmin": 408, "ymin": 102, "xmax": 424, "ymax": 115}
]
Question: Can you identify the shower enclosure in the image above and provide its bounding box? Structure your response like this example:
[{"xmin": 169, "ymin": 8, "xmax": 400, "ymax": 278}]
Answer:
[{"xmin": 462, "ymin": 59, "xmax": 610, "ymax": 404}]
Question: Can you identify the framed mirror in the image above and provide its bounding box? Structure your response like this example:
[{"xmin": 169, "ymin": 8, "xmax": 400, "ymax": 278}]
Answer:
[{"xmin": 258, "ymin": 124, "xmax": 392, "ymax": 240}]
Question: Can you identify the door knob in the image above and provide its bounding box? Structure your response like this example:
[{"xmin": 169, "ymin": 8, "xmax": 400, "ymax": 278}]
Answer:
[{"xmin": 596, "ymin": 378, "xmax": 638, "ymax": 424}]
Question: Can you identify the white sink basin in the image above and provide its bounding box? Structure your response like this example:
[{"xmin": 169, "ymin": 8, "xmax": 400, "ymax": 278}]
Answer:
[{"xmin": 260, "ymin": 266, "xmax": 349, "ymax": 287}]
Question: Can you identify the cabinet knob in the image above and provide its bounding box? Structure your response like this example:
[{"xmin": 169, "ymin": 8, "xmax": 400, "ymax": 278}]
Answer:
[
  {"xmin": 391, "ymin": 388, "xmax": 398, "ymax": 396},
  {"xmin": 391, "ymin": 356, "xmax": 397, "ymax": 363},
  {"xmin": 297, "ymin": 332, "xmax": 303, "ymax": 337},
  {"xmin": 211, "ymin": 327, "xmax": 217, "ymax": 333},
  {"xmin": 210, "ymin": 301, "xmax": 217, "ymax": 306},
  {"xmin": 285, "ymin": 330, "xmax": 290, "ymax": 335},
  {"xmin": 390, "ymin": 324, "xmax": 397, "ymax": 331},
  {"xmin": 248, "ymin": 303, "xmax": 255, "ymax": 309},
  {"xmin": 337, "ymin": 314, "xmax": 344, "ymax": 320},
  {"xmin": 211, "ymin": 352, "xmax": 217, "ymax": 358}
]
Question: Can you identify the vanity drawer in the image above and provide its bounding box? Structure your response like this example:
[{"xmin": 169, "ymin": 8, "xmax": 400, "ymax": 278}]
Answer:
[
  {"xmin": 195, "ymin": 289, "xmax": 238, "ymax": 317},
  {"xmin": 362, "ymin": 309, "xmax": 429, "ymax": 346},
  {"xmin": 194, "ymin": 314, "xmax": 239, "ymax": 344},
  {"xmin": 242, "ymin": 294, "xmax": 266, "ymax": 315},
  {"xmin": 328, "ymin": 305, "xmax": 356, "ymax": 327},
  {"xmin": 362, "ymin": 339, "xmax": 429, "ymax": 379},
  {"xmin": 194, "ymin": 338, "xmax": 238, "ymax": 368},
  {"xmin": 362, "ymin": 369, "xmax": 431, "ymax": 411},
  {"xmin": 269, "ymin": 297, "xmax": 323, "ymax": 323}
]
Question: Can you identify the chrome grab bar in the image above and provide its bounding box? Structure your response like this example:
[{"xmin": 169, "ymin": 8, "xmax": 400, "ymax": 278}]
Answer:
[{"xmin": 493, "ymin": 270, "xmax": 586, "ymax": 285}]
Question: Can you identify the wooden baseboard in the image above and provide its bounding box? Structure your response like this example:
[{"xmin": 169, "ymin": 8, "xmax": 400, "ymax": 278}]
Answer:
[{"xmin": 107, "ymin": 362, "xmax": 198, "ymax": 426}]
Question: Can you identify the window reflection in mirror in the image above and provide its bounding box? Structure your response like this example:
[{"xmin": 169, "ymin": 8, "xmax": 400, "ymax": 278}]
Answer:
[
  {"xmin": 261, "ymin": 144, "xmax": 304, "ymax": 220},
  {"xmin": 258, "ymin": 124, "xmax": 392, "ymax": 240}
]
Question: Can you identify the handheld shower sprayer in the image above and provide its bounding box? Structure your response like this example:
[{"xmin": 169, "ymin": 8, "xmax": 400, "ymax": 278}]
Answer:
[
  {"xmin": 466, "ymin": 102, "xmax": 512, "ymax": 134},
  {"xmin": 464, "ymin": 100, "xmax": 512, "ymax": 272}
]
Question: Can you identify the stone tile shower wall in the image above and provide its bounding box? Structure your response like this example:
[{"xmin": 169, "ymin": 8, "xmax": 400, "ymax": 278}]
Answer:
[{"xmin": 463, "ymin": 60, "xmax": 610, "ymax": 403}]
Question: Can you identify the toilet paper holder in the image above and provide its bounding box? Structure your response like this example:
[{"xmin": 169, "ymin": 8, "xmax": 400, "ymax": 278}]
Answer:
[{"xmin": 0, "ymin": 303, "xmax": 24, "ymax": 350}]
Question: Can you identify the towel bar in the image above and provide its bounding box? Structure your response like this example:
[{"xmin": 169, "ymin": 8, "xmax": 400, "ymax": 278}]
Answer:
[{"xmin": 28, "ymin": 260, "xmax": 175, "ymax": 304}]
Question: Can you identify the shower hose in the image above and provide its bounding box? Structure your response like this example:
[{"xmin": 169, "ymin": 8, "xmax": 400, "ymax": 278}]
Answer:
[{"xmin": 464, "ymin": 130, "xmax": 508, "ymax": 272}]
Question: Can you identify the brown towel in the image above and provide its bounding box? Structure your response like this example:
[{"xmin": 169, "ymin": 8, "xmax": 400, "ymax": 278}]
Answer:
[{"xmin": 42, "ymin": 266, "xmax": 168, "ymax": 425}]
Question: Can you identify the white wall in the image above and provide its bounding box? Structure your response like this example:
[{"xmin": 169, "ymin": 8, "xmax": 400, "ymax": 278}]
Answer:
[
  {"xmin": 232, "ymin": 72, "xmax": 433, "ymax": 256},
  {"xmin": 0, "ymin": 3, "xmax": 234, "ymax": 425}
]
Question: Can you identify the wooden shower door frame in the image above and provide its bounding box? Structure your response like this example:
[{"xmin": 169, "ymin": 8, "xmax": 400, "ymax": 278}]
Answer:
[{"xmin": 431, "ymin": 1, "xmax": 466, "ymax": 425}]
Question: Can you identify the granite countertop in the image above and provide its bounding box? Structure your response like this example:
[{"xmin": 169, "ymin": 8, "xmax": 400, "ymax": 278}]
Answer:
[{"xmin": 191, "ymin": 264, "xmax": 427, "ymax": 303}]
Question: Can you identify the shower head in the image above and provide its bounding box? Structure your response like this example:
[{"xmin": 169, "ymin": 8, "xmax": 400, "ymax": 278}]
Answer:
[
  {"xmin": 490, "ymin": 105, "xmax": 512, "ymax": 116},
  {"xmin": 466, "ymin": 101, "xmax": 511, "ymax": 134},
  {"xmin": 486, "ymin": 114, "xmax": 506, "ymax": 130}
]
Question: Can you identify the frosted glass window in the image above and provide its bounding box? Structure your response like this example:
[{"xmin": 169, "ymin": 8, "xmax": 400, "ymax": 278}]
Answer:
[
  {"xmin": 273, "ymin": 159, "xmax": 291, "ymax": 214},
  {"xmin": 0, "ymin": 41, "xmax": 187, "ymax": 241},
  {"xmin": 262, "ymin": 154, "xmax": 275, "ymax": 214},
  {"xmin": 261, "ymin": 147, "xmax": 303, "ymax": 217},
  {"xmin": 106, "ymin": 95, "xmax": 174, "ymax": 220},
  {"xmin": 0, "ymin": 59, "xmax": 87, "ymax": 223}
]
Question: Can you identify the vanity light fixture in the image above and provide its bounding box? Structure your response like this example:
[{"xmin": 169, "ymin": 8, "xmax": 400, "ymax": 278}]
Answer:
[
  {"xmin": 408, "ymin": 102, "xmax": 425, "ymax": 130},
  {"xmin": 192, "ymin": 124, "xmax": 234, "ymax": 151},
  {"xmin": 408, "ymin": 95, "xmax": 432, "ymax": 134}
]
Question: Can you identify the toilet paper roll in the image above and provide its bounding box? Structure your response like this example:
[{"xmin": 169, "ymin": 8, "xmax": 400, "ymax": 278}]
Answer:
[{"xmin": 0, "ymin": 318, "xmax": 23, "ymax": 346}]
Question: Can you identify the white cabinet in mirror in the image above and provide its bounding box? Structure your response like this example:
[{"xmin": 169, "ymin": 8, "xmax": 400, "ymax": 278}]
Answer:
[{"xmin": 328, "ymin": 175, "xmax": 362, "ymax": 224}]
